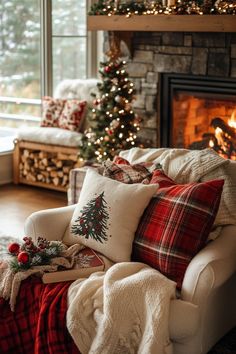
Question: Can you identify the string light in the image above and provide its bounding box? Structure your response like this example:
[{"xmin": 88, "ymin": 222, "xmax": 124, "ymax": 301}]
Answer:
[{"xmin": 89, "ymin": 0, "xmax": 236, "ymax": 15}]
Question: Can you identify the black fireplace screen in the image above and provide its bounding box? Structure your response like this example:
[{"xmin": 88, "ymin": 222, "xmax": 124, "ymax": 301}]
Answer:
[{"xmin": 160, "ymin": 74, "xmax": 236, "ymax": 159}]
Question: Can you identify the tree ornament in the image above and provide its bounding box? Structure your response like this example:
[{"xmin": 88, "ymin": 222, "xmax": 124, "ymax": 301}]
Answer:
[
  {"xmin": 115, "ymin": 95, "xmax": 122, "ymax": 103},
  {"xmin": 110, "ymin": 119, "xmax": 120, "ymax": 129},
  {"xmin": 8, "ymin": 242, "xmax": 20, "ymax": 255},
  {"xmin": 17, "ymin": 251, "xmax": 30, "ymax": 264},
  {"xmin": 104, "ymin": 66, "xmax": 111, "ymax": 73}
]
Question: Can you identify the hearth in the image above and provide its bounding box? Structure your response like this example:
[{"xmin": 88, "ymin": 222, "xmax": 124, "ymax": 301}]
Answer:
[{"xmin": 160, "ymin": 74, "xmax": 236, "ymax": 159}]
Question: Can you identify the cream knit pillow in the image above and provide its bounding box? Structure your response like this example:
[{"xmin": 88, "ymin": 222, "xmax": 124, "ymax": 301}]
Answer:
[{"xmin": 63, "ymin": 169, "xmax": 158, "ymax": 262}]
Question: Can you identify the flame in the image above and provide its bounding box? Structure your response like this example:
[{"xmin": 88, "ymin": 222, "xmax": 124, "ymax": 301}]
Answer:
[
  {"xmin": 228, "ymin": 110, "xmax": 236, "ymax": 129},
  {"xmin": 209, "ymin": 139, "xmax": 214, "ymax": 148}
]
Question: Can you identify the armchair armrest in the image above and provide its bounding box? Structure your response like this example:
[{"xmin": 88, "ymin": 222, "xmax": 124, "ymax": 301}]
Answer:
[
  {"xmin": 24, "ymin": 204, "xmax": 76, "ymax": 242},
  {"xmin": 181, "ymin": 225, "xmax": 236, "ymax": 304}
]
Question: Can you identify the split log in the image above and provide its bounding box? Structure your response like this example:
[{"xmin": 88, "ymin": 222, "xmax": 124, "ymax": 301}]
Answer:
[
  {"xmin": 18, "ymin": 144, "xmax": 78, "ymax": 189},
  {"xmin": 211, "ymin": 117, "xmax": 236, "ymax": 140}
]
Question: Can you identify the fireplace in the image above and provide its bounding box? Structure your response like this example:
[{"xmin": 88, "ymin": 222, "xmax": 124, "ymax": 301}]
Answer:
[{"xmin": 160, "ymin": 74, "xmax": 236, "ymax": 158}]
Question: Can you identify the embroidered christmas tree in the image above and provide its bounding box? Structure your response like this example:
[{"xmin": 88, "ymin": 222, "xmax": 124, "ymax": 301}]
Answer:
[{"xmin": 71, "ymin": 192, "xmax": 110, "ymax": 243}]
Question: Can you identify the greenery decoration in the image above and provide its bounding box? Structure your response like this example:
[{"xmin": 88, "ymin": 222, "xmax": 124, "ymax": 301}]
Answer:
[
  {"xmin": 89, "ymin": 0, "xmax": 236, "ymax": 15},
  {"xmin": 79, "ymin": 57, "xmax": 141, "ymax": 162},
  {"xmin": 8, "ymin": 236, "xmax": 64, "ymax": 272}
]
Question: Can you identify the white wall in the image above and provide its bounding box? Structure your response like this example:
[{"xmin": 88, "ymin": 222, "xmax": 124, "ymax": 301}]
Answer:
[{"xmin": 0, "ymin": 152, "xmax": 13, "ymax": 185}]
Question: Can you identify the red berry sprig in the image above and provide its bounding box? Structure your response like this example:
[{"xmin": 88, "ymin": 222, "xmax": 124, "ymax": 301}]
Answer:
[{"xmin": 7, "ymin": 236, "xmax": 63, "ymax": 272}]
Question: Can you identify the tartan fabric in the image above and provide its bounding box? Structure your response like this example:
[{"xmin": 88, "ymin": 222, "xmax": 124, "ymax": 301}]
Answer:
[
  {"xmin": 68, "ymin": 165, "xmax": 104, "ymax": 205},
  {"xmin": 103, "ymin": 158, "xmax": 161, "ymax": 184},
  {"xmin": 0, "ymin": 277, "xmax": 80, "ymax": 354},
  {"xmin": 132, "ymin": 170, "xmax": 224, "ymax": 289}
]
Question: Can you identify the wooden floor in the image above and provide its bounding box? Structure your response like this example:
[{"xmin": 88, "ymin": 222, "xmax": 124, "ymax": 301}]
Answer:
[{"xmin": 0, "ymin": 184, "xmax": 67, "ymax": 238}]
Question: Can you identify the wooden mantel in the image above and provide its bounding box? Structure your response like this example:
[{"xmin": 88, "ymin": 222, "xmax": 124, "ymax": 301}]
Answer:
[{"xmin": 88, "ymin": 15, "xmax": 236, "ymax": 33}]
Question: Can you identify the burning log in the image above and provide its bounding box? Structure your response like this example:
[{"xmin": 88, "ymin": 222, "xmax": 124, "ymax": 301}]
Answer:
[
  {"xmin": 189, "ymin": 116, "xmax": 236, "ymax": 160},
  {"xmin": 211, "ymin": 117, "xmax": 236, "ymax": 140}
]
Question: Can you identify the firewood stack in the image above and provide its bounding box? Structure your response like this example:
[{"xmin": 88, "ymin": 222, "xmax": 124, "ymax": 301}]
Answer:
[{"xmin": 18, "ymin": 147, "xmax": 79, "ymax": 189}]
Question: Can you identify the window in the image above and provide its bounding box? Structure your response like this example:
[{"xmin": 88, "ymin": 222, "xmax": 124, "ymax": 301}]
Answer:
[
  {"xmin": 0, "ymin": 0, "xmax": 41, "ymax": 128},
  {"xmin": 0, "ymin": 0, "xmax": 96, "ymax": 129}
]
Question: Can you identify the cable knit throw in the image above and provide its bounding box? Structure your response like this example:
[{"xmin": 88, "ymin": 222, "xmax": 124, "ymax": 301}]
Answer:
[{"xmin": 67, "ymin": 262, "xmax": 176, "ymax": 354}]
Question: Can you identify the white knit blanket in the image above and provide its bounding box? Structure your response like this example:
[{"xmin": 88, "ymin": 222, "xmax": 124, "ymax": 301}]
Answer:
[
  {"xmin": 67, "ymin": 262, "xmax": 176, "ymax": 354},
  {"xmin": 120, "ymin": 147, "xmax": 236, "ymax": 229}
]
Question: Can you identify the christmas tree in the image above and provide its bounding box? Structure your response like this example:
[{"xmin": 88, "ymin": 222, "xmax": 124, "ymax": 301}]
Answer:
[
  {"xmin": 71, "ymin": 192, "xmax": 110, "ymax": 243},
  {"xmin": 79, "ymin": 57, "xmax": 140, "ymax": 162}
]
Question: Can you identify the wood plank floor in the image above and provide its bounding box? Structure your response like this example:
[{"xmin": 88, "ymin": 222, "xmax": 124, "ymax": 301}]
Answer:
[{"xmin": 0, "ymin": 184, "xmax": 67, "ymax": 238}]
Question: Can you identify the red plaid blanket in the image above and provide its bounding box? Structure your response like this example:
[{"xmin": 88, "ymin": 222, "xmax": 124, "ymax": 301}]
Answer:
[{"xmin": 0, "ymin": 277, "xmax": 80, "ymax": 354}]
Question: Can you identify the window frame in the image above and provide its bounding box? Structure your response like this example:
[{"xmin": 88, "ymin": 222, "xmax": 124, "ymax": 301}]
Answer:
[
  {"xmin": 41, "ymin": 0, "xmax": 98, "ymax": 97},
  {"xmin": 0, "ymin": 0, "xmax": 98, "ymax": 124}
]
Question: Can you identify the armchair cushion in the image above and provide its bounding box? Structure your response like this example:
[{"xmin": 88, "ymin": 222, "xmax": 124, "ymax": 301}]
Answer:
[
  {"xmin": 63, "ymin": 169, "xmax": 158, "ymax": 263},
  {"xmin": 132, "ymin": 170, "xmax": 224, "ymax": 289}
]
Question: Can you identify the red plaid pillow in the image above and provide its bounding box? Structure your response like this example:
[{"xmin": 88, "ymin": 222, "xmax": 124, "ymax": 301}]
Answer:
[
  {"xmin": 132, "ymin": 170, "xmax": 224, "ymax": 289},
  {"xmin": 58, "ymin": 100, "xmax": 87, "ymax": 132},
  {"xmin": 41, "ymin": 96, "xmax": 65, "ymax": 127},
  {"xmin": 103, "ymin": 157, "xmax": 161, "ymax": 184}
]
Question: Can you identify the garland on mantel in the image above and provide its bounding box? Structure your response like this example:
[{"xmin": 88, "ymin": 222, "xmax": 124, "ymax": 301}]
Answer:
[{"xmin": 89, "ymin": 0, "xmax": 236, "ymax": 16}]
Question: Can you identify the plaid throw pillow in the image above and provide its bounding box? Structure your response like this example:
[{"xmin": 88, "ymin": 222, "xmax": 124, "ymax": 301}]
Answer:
[
  {"xmin": 103, "ymin": 157, "xmax": 161, "ymax": 184},
  {"xmin": 132, "ymin": 170, "xmax": 224, "ymax": 289}
]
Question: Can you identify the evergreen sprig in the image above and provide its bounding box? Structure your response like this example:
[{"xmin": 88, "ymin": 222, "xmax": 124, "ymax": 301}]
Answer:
[{"xmin": 7, "ymin": 237, "xmax": 64, "ymax": 272}]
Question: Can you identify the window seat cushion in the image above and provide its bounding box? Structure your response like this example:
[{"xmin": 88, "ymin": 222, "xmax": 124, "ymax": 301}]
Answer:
[{"xmin": 16, "ymin": 127, "xmax": 83, "ymax": 147}]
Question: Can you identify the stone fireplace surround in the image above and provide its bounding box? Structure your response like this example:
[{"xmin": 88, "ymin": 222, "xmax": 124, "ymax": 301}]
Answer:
[{"xmin": 113, "ymin": 31, "xmax": 236, "ymax": 147}]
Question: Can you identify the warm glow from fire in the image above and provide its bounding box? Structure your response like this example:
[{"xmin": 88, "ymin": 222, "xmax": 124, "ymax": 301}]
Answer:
[
  {"xmin": 209, "ymin": 139, "xmax": 214, "ymax": 148},
  {"xmin": 228, "ymin": 110, "xmax": 236, "ymax": 129}
]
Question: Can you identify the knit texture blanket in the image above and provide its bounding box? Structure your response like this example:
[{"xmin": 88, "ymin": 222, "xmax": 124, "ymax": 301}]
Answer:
[
  {"xmin": 120, "ymin": 147, "xmax": 236, "ymax": 229},
  {"xmin": 67, "ymin": 262, "xmax": 176, "ymax": 354}
]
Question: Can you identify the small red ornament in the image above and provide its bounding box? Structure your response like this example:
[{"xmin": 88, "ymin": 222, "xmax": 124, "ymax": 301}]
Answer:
[
  {"xmin": 17, "ymin": 251, "xmax": 29, "ymax": 264},
  {"xmin": 104, "ymin": 66, "xmax": 111, "ymax": 73},
  {"xmin": 8, "ymin": 242, "xmax": 20, "ymax": 255}
]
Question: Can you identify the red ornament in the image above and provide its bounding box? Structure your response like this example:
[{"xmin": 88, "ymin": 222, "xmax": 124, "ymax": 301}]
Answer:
[
  {"xmin": 8, "ymin": 242, "xmax": 20, "ymax": 255},
  {"xmin": 107, "ymin": 129, "xmax": 113, "ymax": 136},
  {"xmin": 17, "ymin": 251, "xmax": 29, "ymax": 264},
  {"xmin": 104, "ymin": 66, "xmax": 111, "ymax": 73}
]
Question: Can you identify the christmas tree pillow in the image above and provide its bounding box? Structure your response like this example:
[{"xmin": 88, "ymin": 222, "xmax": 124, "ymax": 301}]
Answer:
[
  {"xmin": 132, "ymin": 170, "xmax": 224, "ymax": 289},
  {"xmin": 63, "ymin": 169, "xmax": 158, "ymax": 263}
]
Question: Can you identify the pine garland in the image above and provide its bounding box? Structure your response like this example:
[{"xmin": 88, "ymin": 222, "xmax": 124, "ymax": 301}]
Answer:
[{"xmin": 89, "ymin": 0, "xmax": 236, "ymax": 15}]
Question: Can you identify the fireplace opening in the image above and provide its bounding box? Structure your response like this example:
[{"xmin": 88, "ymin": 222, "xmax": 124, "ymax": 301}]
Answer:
[{"xmin": 160, "ymin": 74, "xmax": 236, "ymax": 159}]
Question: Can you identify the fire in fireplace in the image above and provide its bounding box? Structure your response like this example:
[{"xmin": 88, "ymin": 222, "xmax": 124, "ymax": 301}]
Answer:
[{"xmin": 160, "ymin": 74, "xmax": 236, "ymax": 160}]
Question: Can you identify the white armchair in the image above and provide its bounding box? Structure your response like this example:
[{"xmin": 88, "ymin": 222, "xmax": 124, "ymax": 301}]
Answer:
[{"xmin": 24, "ymin": 202, "xmax": 236, "ymax": 354}]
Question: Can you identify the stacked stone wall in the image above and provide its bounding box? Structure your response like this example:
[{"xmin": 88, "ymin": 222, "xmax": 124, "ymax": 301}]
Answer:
[{"xmin": 108, "ymin": 32, "xmax": 236, "ymax": 146}]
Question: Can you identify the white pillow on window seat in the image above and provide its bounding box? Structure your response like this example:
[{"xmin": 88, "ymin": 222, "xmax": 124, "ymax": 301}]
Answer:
[{"xmin": 16, "ymin": 126, "xmax": 83, "ymax": 147}]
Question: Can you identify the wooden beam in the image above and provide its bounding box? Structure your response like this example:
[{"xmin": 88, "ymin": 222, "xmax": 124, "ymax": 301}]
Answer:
[{"xmin": 88, "ymin": 15, "xmax": 236, "ymax": 33}]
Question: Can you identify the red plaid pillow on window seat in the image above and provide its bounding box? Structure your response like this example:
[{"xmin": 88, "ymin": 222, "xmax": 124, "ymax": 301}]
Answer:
[{"xmin": 132, "ymin": 170, "xmax": 224, "ymax": 289}]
